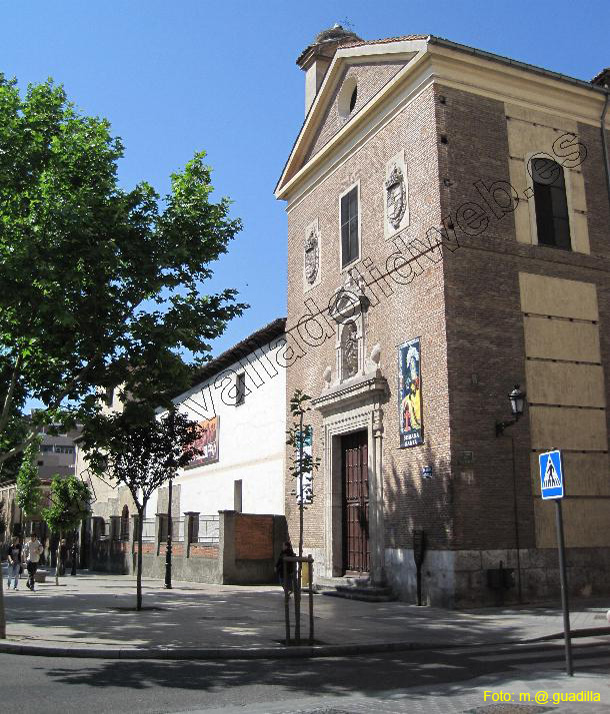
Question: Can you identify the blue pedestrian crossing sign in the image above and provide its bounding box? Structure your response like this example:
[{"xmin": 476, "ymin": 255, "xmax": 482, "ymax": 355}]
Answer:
[{"xmin": 539, "ymin": 450, "xmax": 564, "ymax": 500}]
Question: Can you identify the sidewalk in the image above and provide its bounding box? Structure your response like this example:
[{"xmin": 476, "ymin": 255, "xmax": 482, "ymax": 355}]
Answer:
[{"xmin": 1, "ymin": 570, "xmax": 609, "ymax": 659}]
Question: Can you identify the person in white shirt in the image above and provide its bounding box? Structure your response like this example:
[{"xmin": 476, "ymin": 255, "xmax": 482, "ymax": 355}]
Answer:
[{"xmin": 23, "ymin": 533, "xmax": 43, "ymax": 591}]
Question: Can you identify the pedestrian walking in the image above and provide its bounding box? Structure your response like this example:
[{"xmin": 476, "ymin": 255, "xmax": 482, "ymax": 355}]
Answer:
[
  {"xmin": 276, "ymin": 540, "xmax": 296, "ymax": 594},
  {"xmin": 23, "ymin": 532, "xmax": 43, "ymax": 591},
  {"xmin": 6, "ymin": 536, "xmax": 23, "ymax": 590}
]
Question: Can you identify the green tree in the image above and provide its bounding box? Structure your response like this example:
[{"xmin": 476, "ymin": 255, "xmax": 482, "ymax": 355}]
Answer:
[
  {"xmin": 0, "ymin": 356, "xmax": 28, "ymax": 485},
  {"xmin": 42, "ymin": 474, "xmax": 91, "ymax": 585},
  {"xmin": 83, "ymin": 406, "xmax": 203, "ymax": 610},
  {"xmin": 285, "ymin": 389, "xmax": 319, "ymax": 643},
  {"xmin": 0, "ymin": 73, "xmax": 245, "ymax": 463},
  {"xmin": 15, "ymin": 440, "xmax": 43, "ymax": 518},
  {"xmin": 0, "ymin": 74, "xmax": 245, "ymax": 636},
  {"xmin": 286, "ymin": 390, "xmax": 319, "ymax": 559}
]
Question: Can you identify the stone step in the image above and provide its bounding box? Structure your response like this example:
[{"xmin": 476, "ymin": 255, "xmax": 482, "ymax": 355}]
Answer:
[
  {"xmin": 345, "ymin": 575, "xmax": 371, "ymax": 587},
  {"xmin": 322, "ymin": 588, "xmax": 397, "ymax": 603},
  {"xmin": 335, "ymin": 584, "xmax": 393, "ymax": 597},
  {"xmin": 314, "ymin": 576, "xmax": 353, "ymax": 592}
]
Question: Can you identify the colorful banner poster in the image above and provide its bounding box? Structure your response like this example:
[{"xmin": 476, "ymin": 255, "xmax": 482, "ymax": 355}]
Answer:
[
  {"xmin": 398, "ymin": 337, "xmax": 423, "ymax": 448},
  {"xmin": 187, "ymin": 416, "xmax": 219, "ymax": 468}
]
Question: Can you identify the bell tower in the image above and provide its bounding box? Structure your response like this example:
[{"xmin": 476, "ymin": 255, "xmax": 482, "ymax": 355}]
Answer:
[{"xmin": 296, "ymin": 24, "xmax": 362, "ymax": 115}]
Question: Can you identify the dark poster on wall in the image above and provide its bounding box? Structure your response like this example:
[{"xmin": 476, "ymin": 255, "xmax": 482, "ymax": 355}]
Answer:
[
  {"xmin": 398, "ymin": 337, "xmax": 423, "ymax": 448},
  {"xmin": 187, "ymin": 416, "xmax": 219, "ymax": 468}
]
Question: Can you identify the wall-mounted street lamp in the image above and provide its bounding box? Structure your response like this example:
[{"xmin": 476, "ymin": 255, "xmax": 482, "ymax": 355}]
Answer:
[
  {"xmin": 495, "ymin": 383, "xmax": 527, "ymax": 603},
  {"xmin": 496, "ymin": 385, "xmax": 526, "ymax": 436}
]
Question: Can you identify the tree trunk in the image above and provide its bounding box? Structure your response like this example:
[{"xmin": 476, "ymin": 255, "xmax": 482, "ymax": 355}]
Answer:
[
  {"xmin": 55, "ymin": 532, "xmax": 62, "ymax": 586},
  {"xmin": 136, "ymin": 508, "xmax": 144, "ymax": 611},
  {"xmin": 0, "ymin": 565, "xmax": 5, "ymax": 638}
]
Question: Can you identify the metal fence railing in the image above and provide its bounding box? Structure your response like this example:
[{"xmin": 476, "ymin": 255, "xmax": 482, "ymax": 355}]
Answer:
[
  {"xmin": 172, "ymin": 518, "xmax": 185, "ymax": 542},
  {"xmin": 140, "ymin": 518, "xmax": 156, "ymax": 542},
  {"xmin": 197, "ymin": 515, "xmax": 220, "ymax": 544}
]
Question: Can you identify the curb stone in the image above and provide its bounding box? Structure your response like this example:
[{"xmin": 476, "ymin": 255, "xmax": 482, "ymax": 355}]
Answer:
[{"xmin": 0, "ymin": 626, "xmax": 608, "ymax": 660}]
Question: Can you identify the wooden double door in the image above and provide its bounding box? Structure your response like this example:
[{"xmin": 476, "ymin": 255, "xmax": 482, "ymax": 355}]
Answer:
[{"xmin": 341, "ymin": 430, "xmax": 370, "ymax": 574}]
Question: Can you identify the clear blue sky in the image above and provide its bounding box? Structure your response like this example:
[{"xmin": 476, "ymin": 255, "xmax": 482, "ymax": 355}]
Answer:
[{"xmin": 3, "ymin": 0, "xmax": 608, "ymax": 358}]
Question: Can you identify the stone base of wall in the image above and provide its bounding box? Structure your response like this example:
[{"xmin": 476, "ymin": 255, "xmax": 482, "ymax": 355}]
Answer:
[
  {"xmin": 89, "ymin": 512, "xmax": 288, "ymax": 586},
  {"xmin": 91, "ymin": 540, "xmax": 131, "ymax": 575},
  {"xmin": 385, "ymin": 547, "xmax": 610, "ymax": 608},
  {"xmin": 138, "ymin": 552, "xmax": 221, "ymax": 583}
]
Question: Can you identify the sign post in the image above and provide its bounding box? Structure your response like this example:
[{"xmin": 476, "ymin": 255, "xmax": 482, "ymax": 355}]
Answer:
[
  {"xmin": 539, "ymin": 449, "xmax": 573, "ymax": 676},
  {"xmin": 413, "ymin": 529, "xmax": 426, "ymax": 606}
]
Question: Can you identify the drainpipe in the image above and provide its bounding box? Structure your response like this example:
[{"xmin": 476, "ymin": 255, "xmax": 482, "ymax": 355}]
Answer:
[{"xmin": 600, "ymin": 89, "xmax": 610, "ymax": 211}]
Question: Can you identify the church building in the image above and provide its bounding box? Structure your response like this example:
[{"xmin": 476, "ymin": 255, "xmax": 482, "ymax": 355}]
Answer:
[{"xmin": 275, "ymin": 27, "xmax": 610, "ymax": 606}]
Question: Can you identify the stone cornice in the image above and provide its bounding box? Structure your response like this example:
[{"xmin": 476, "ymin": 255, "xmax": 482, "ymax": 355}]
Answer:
[
  {"xmin": 312, "ymin": 372, "xmax": 389, "ymax": 416},
  {"xmin": 276, "ymin": 38, "xmax": 608, "ymax": 205}
]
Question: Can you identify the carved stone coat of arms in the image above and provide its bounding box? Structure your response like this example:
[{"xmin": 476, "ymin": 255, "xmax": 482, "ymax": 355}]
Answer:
[
  {"xmin": 385, "ymin": 163, "xmax": 407, "ymax": 230},
  {"xmin": 304, "ymin": 227, "xmax": 319, "ymax": 285}
]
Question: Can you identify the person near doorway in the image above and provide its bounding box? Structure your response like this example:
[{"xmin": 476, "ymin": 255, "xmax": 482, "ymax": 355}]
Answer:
[
  {"xmin": 276, "ymin": 541, "xmax": 296, "ymax": 594},
  {"xmin": 6, "ymin": 536, "xmax": 22, "ymax": 590},
  {"xmin": 23, "ymin": 533, "xmax": 43, "ymax": 591}
]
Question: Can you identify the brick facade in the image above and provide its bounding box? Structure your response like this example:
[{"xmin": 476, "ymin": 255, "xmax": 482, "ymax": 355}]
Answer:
[
  {"xmin": 235, "ymin": 514, "xmax": 274, "ymax": 560},
  {"xmin": 279, "ymin": 33, "xmax": 610, "ymax": 607},
  {"xmin": 305, "ymin": 61, "xmax": 406, "ymax": 162}
]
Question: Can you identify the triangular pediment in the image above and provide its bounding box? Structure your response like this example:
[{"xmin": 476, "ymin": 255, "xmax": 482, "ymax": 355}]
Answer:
[{"xmin": 275, "ymin": 37, "xmax": 428, "ymax": 199}]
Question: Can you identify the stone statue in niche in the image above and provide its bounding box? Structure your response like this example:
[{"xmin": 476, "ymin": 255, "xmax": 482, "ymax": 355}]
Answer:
[
  {"xmin": 304, "ymin": 226, "xmax": 319, "ymax": 285},
  {"xmin": 385, "ymin": 163, "xmax": 406, "ymax": 230},
  {"xmin": 341, "ymin": 321, "xmax": 359, "ymax": 379}
]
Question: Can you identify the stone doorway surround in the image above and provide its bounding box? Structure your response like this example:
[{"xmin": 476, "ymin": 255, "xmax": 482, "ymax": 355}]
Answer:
[{"xmin": 312, "ymin": 372, "xmax": 389, "ymax": 584}]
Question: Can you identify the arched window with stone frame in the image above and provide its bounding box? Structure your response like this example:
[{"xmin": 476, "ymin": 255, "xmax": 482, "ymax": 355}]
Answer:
[{"xmin": 329, "ymin": 272, "xmax": 368, "ymax": 385}]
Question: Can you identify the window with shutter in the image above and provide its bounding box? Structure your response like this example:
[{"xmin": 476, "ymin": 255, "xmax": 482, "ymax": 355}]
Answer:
[
  {"xmin": 531, "ymin": 158, "xmax": 571, "ymax": 250},
  {"xmin": 340, "ymin": 185, "xmax": 359, "ymax": 268},
  {"xmin": 235, "ymin": 372, "xmax": 246, "ymax": 406}
]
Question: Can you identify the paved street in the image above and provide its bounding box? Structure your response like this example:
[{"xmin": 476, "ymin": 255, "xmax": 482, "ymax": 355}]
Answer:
[
  {"xmin": 0, "ymin": 639, "xmax": 608, "ymax": 713},
  {"xmin": 2, "ymin": 571, "xmax": 608, "ymax": 655},
  {"xmin": 1, "ymin": 571, "xmax": 609, "ymax": 712}
]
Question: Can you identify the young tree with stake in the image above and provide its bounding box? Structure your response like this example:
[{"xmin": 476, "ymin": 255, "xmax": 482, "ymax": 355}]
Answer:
[
  {"xmin": 83, "ymin": 406, "xmax": 203, "ymax": 610},
  {"xmin": 42, "ymin": 474, "xmax": 91, "ymax": 585},
  {"xmin": 285, "ymin": 389, "xmax": 319, "ymax": 642}
]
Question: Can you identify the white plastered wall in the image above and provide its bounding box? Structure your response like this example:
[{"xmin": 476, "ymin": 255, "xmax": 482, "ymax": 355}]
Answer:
[{"xmin": 148, "ymin": 339, "xmax": 286, "ymax": 518}]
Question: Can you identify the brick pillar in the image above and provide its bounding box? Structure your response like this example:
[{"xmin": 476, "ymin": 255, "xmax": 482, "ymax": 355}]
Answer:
[
  {"xmin": 219, "ymin": 510, "xmax": 236, "ymax": 584},
  {"xmin": 130, "ymin": 514, "xmax": 139, "ymax": 554},
  {"xmin": 109, "ymin": 515, "xmax": 121, "ymax": 541},
  {"xmin": 156, "ymin": 513, "xmax": 167, "ymax": 556},
  {"xmin": 184, "ymin": 512, "xmax": 199, "ymax": 557}
]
